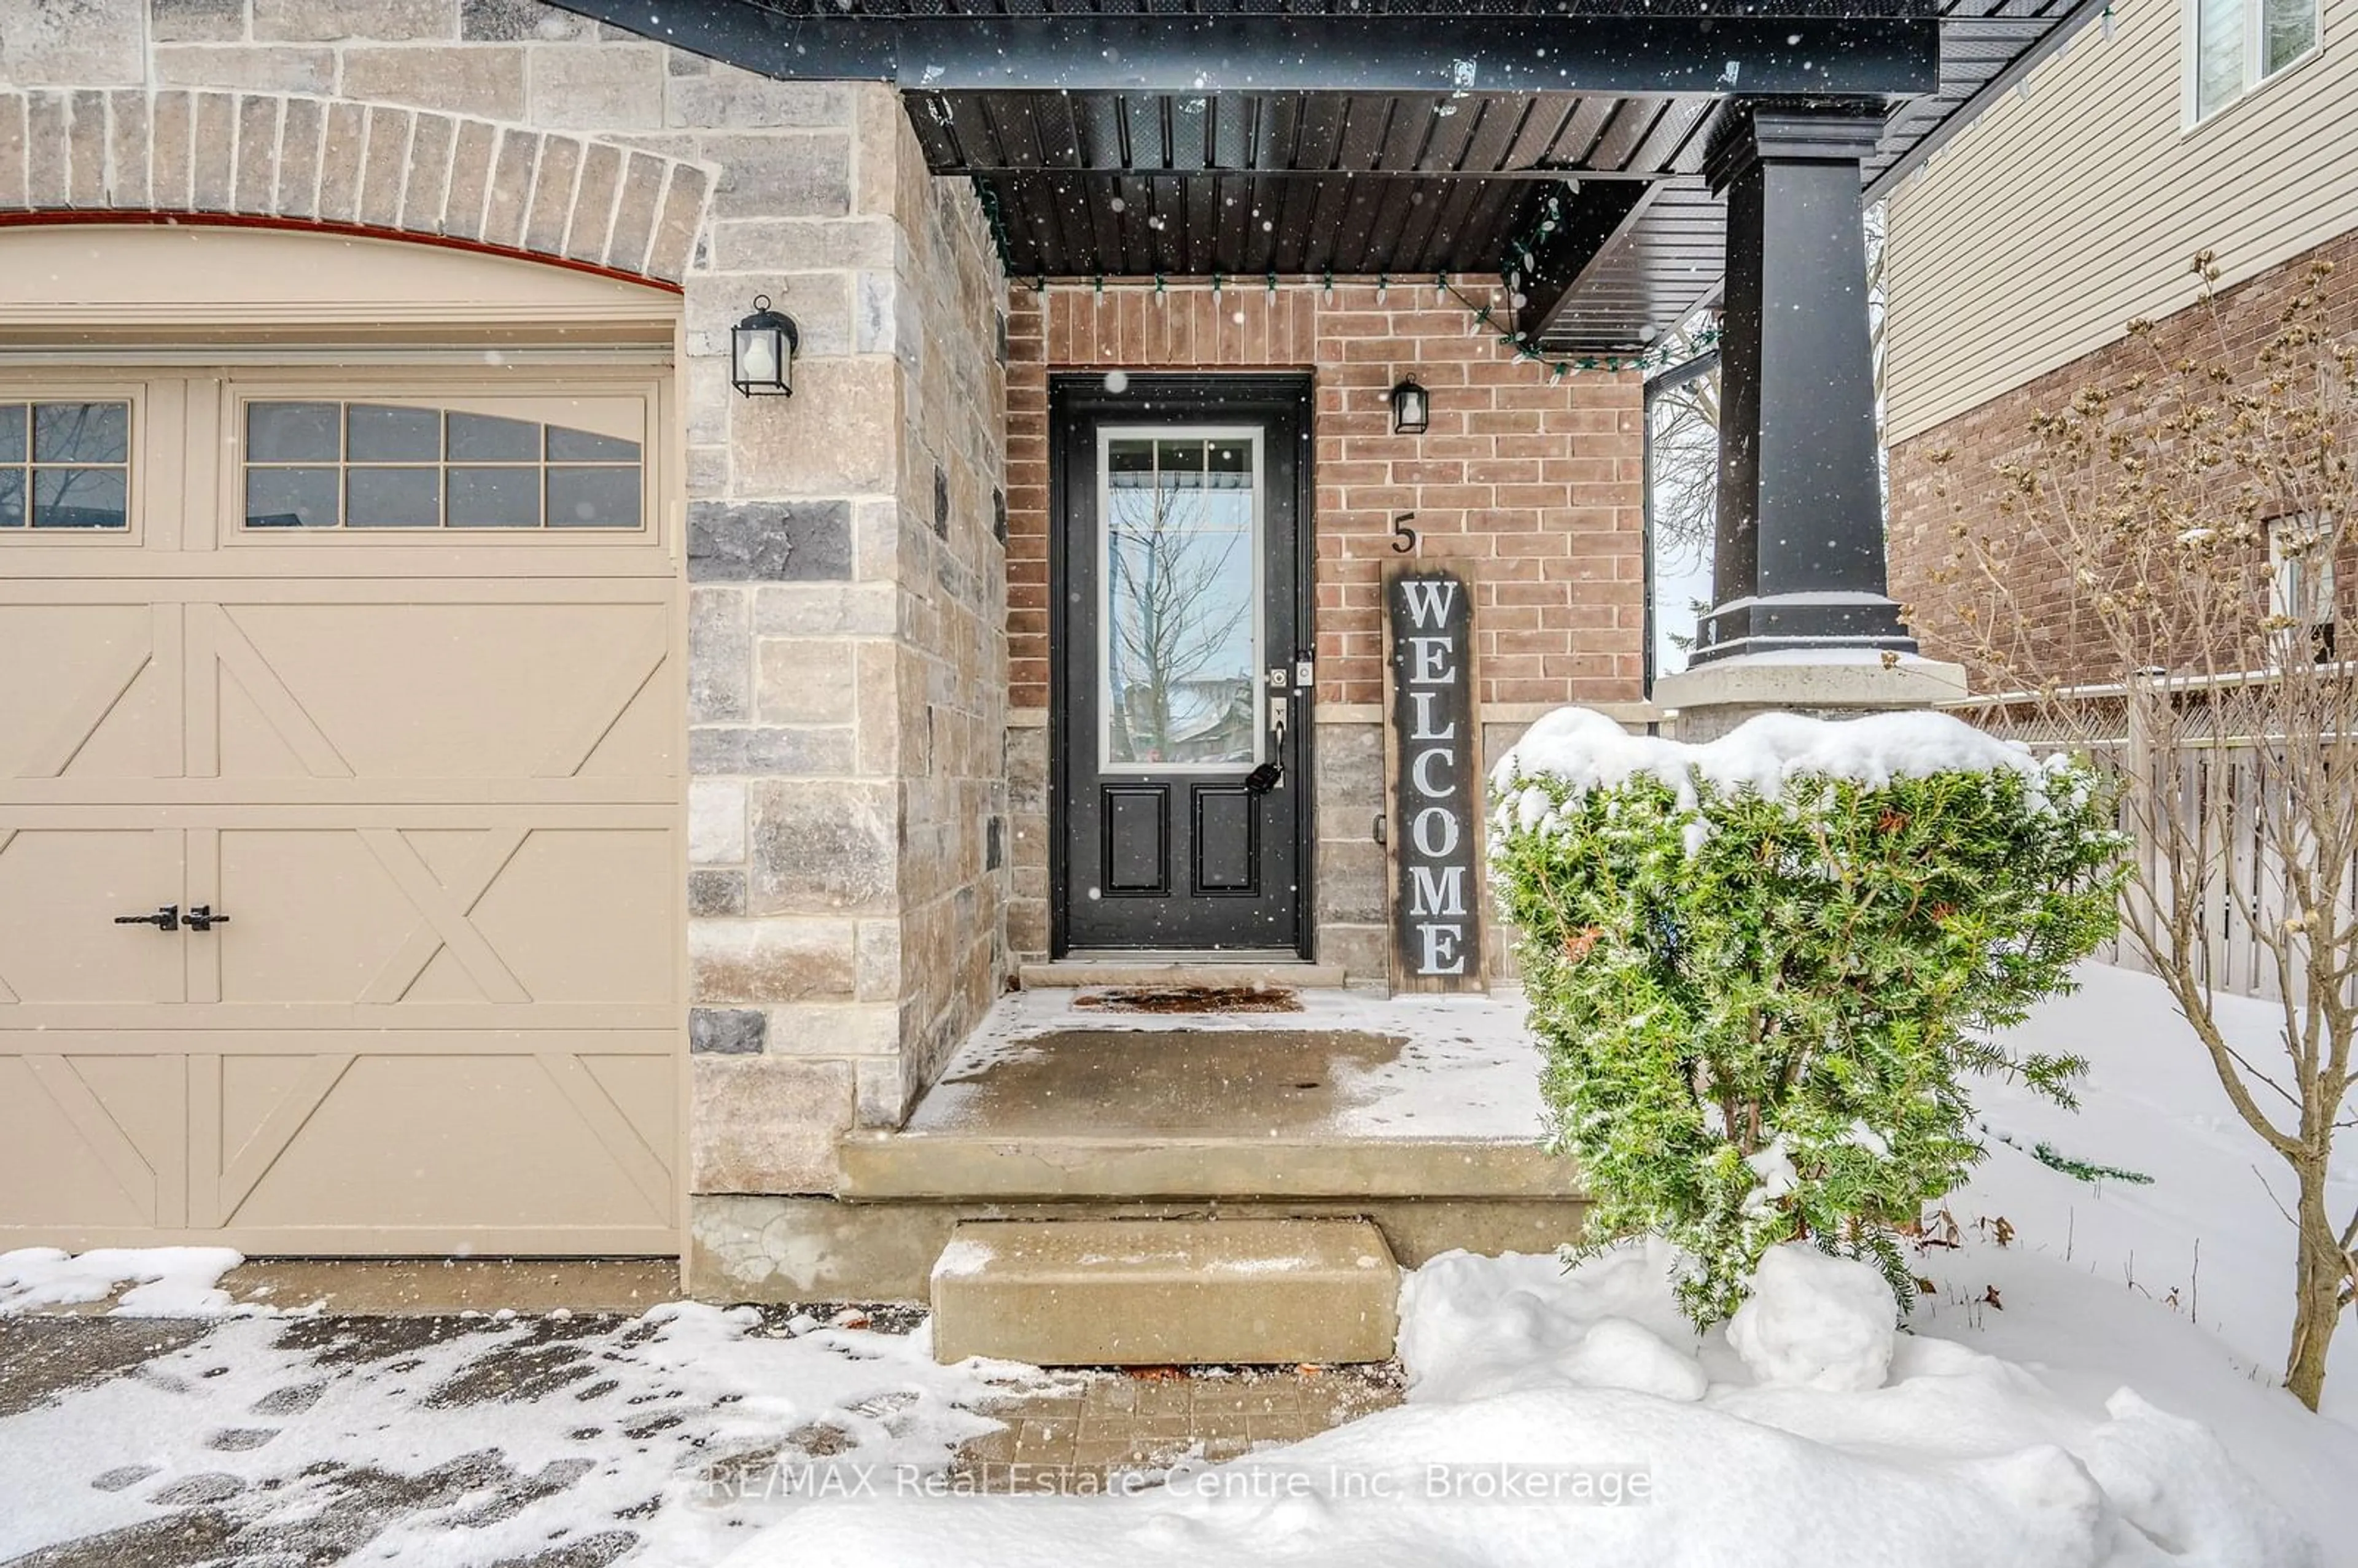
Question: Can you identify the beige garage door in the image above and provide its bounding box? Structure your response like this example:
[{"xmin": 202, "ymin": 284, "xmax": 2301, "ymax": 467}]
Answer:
[{"xmin": 0, "ymin": 367, "xmax": 683, "ymax": 1255}]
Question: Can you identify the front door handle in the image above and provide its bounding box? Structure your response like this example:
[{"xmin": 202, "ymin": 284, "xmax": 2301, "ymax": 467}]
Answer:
[
  {"xmin": 115, "ymin": 905, "xmax": 180, "ymax": 931},
  {"xmin": 185, "ymin": 905, "xmax": 230, "ymax": 933},
  {"xmin": 1248, "ymin": 669, "xmax": 1290, "ymax": 796}
]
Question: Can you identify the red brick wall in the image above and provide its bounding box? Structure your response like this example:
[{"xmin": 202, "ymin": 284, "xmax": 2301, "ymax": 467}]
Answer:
[
  {"xmin": 1003, "ymin": 278, "xmax": 1647, "ymax": 712},
  {"xmin": 1891, "ymin": 230, "xmax": 2358, "ymax": 683}
]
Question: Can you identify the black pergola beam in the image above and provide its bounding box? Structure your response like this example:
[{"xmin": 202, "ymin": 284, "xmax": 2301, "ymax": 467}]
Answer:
[
  {"xmin": 933, "ymin": 164, "xmax": 1669, "ymax": 183},
  {"xmin": 1513, "ymin": 180, "xmax": 1660, "ymax": 346},
  {"xmin": 559, "ymin": 4, "xmax": 1940, "ymax": 97}
]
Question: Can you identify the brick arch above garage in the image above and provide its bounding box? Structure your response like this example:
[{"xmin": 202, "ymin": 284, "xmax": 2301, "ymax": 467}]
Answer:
[{"xmin": 0, "ymin": 88, "xmax": 714, "ymax": 285}]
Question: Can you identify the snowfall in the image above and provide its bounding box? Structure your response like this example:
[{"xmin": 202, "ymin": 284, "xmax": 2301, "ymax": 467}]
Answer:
[{"xmin": 2, "ymin": 964, "xmax": 2354, "ymax": 1567}]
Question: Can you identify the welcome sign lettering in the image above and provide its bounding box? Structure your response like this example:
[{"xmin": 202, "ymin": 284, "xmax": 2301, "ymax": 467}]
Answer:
[{"xmin": 1383, "ymin": 564, "xmax": 1485, "ymax": 993}]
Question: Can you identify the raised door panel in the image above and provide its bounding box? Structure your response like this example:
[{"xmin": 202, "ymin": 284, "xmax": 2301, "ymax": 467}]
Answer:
[
  {"xmin": 0, "ymin": 1054, "xmax": 186, "ymax": 1231},
  {"xmin": 0, "ymin": 604, "xmax": 176, "ymax": 781},
  {"xmin": 0, "ymin": 828, "xmax": 182, "ymax": 1004},
  {"xmin": 201, "ymin": 599, "xmax": 674, "ymax": 785},
  {"xmin": 195, "ymin": 1046, "xmax": 675, "ymax": 1245},
  {"xmin": 465, "ymin": 828, "xmax": 675, "ymax": 1004},
  {"xmin": 203, "ymin": 824, "xmax": 675, "ymax": 1009},
  {"xmin": 208, "ymin": 828, "xmax": 435, "ymax": 1004}
]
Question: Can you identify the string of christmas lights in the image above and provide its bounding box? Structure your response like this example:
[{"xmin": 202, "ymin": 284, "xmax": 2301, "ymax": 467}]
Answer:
[{"xmin": 1018, "ymin": 266, "xmax": 1719, "ymax": 383}]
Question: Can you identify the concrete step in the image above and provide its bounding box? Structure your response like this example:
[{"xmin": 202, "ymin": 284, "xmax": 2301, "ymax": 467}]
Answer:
[
  {"xmin": 842, "ymin": 1128, "xmax": 1579, "ymax": 1200},
  {"xmin": 1017, "ymin": 958, "xmax": 1348, "ymax": 989},
  {"xmin": 690, "ymin": 1194, "xmax": 1588, "ymax": 1305},
  {"xmin": 928, "ymin": 1217, "xmax": 1399, "ymax": 1366}
]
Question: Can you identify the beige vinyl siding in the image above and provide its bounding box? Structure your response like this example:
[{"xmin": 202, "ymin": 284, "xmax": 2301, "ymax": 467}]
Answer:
[{"xmin": 1883, "ymin": 0, "xmax": 2358, "ymax": 444}]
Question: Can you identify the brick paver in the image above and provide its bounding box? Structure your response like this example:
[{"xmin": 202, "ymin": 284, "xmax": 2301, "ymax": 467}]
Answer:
[{"xmin": 951, "ymin": 1364, "xmax": 1403, "ymax": 1492}]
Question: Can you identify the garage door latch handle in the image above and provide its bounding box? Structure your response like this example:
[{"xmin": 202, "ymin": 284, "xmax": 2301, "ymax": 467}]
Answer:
[
  {"xmin": 185, "ymin": 906, "xmax": 230, "ymax": 933},
  {"xmin": 115, "ymin": 904, "xmax": 179, "ymax": 931}
]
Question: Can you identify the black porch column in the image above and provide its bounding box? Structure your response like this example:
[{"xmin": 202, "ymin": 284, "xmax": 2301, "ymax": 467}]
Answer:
[{"xmin": 1693, "ymin": 104, "xmax": 1915, "ymax": 664}]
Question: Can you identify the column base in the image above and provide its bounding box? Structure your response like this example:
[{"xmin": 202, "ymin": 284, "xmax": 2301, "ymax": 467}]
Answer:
[{"xmin": 1652, "ymin": 652, "xmax": 1967, "ymax": 742}]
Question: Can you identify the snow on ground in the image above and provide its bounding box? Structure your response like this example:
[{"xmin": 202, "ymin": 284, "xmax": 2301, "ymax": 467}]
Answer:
[
  {"xmin": 728, "ymin": 961, "xmax": 2358, "ymax": 1568},
  {"xmin": 6, "ymin": 961, "xmax": 2352, "ymax": 1568},
  {"xmin": 1953, "ymin": 962, "xmax": 2358, "ymax": 1423},
  {"xmin": 721, "ymin": 1236, "xmax": 2352, "ymax": 1568},
  {"xmin": 0, "ymin": 1302, "xmax": 1043, "ymax": 1566},
  {"xmin": 0, "ymin": 1246, "xmax": 244, "ymax": 1316},
  {"xmin": 727, "ymin": 1235, "xmax": 2350, "ymax": 1568}
]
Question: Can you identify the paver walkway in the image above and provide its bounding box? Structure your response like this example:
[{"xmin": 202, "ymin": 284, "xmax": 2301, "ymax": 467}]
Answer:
[{"xmin": 951, "ymin": 1365, "xmax": 1403, "ymax": 1491}]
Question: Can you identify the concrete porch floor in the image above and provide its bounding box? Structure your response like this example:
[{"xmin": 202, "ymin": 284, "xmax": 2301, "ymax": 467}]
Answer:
[
  {"xmin": 847, "ymin": 984, "xmax": 1568, "ymax": 1198},
  {"xmin": 688, "ymin": 987, "xmax": 1589, "ymax": 1305}
]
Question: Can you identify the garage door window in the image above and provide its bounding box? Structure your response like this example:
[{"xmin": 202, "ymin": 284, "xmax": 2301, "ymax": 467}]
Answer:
[
  {"xmin": 243, "ymin": 401, "xmax": 643, "ymax": 530},
  {"xmin": 0, "ymin": 401, "xmax": 132, "ymax": 530}
]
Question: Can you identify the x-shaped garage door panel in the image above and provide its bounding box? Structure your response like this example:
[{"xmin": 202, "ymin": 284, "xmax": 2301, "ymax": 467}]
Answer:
[{"xmin": 357, "ymin": 828, "xmax": 532, "ymax": 1004}]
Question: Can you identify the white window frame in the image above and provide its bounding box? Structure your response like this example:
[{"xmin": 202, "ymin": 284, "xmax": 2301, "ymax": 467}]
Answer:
[
  {"xmin": 2268, "ymin": 514, "xmax": 2336, "ymax": 664},
  {"xmin": 218, "ymin": 376, "xmax": 661, "ymax": 549},
  {"xmin": 2184, "ymin": 0, "xmax": 2324, "ymax": 126},
  {"xmin": 0, "ymin": 384, "xmax": 145, "ymax": 546}
]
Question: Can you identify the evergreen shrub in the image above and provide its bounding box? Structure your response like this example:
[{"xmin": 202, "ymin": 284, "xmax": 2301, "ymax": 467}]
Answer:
[{"xmin": 1488, "ymin": 708, "xmax": 2125, "ymax": 1323}]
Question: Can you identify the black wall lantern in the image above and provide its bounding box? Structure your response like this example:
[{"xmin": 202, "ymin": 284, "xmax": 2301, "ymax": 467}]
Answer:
[
  {"xmin": 1390, "ymin": 376, "xmax": 1430, "ymax": 435},
  {"xmin": 731, "ymin": 293, "xmax": 799, "ymax": 397}
]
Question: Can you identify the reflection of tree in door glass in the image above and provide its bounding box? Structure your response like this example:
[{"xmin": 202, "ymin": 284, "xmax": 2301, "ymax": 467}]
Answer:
[{"xmin": 1104, "ymin": 437, "xmax": 1258, "ymax": 767}]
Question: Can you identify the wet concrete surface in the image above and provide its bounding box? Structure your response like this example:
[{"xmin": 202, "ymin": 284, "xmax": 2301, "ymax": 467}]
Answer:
[
  {"xmin": 0, "ymin": 1319, "xmax": 213, "ymax": 1421},
  {"xmin": 1, "ymin": 1303, "xmax": 1381, "ymax": 1565},
  {"xmin": 0, "ymin": 1313, "xmax": 703, "ymax": 1568},
  {"xmin": 217, "ymin": 1260, "xmax": 681, "ymax": 1318},
  {"xmin": 913, "ymin": 1027, "xmax": 1415, "ymax": 1137}
]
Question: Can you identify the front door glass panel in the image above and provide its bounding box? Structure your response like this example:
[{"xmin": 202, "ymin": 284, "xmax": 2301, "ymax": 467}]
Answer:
[{"xmin": 1100, "ymin": 430, "xmax": 1262, "ymax": 772}]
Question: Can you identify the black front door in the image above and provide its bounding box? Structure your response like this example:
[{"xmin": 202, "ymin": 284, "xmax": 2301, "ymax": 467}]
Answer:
[{"xmin": 1052, "ymin": 375, "xmax": 1312, "ymax": 955}]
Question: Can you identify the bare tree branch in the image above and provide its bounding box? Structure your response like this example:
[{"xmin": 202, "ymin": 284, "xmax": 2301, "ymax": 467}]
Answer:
[{"xmin": 1929, "ymin": 253, "xmax": 2358, "ymax": 1410}]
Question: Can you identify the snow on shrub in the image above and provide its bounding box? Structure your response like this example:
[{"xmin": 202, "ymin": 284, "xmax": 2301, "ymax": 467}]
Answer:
[{"xmin": 1489, "ymin": 707, "xmax": 2125, "ymax": 1323}]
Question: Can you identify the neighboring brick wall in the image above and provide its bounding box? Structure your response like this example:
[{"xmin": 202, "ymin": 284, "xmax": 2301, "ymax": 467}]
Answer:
[
  {"xmin": 1001, "ymin": 278, "xmax": 1646, "ymax": 972},
  {"xmin": 1890, "ymin": 228, "xmax": 2358, "ymax": 685},
  {"xmin": 7, "ymin": 1, "xmax": 1011, "ymax": 1207}
]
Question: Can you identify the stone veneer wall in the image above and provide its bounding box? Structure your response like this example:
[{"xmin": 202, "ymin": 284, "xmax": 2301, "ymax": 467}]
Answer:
[
  {"xmin": 1889, "ymin": 227, "xmax": 2358, "ymax": 686},
  {"xmin": 1002, "ymin": 281, "xmax": 1647, "ymax": 980},
  {"xmin": 871, "ymin": 146, "xmax": 1008, "ymax": 1124},
  {"xmin": 5, "ymin": 0, "xmax": 1010, "ymax": 1201}
]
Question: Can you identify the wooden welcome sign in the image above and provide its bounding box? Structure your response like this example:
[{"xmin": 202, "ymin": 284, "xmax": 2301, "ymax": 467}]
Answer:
[{"xmin": 1382, "ymin": 562, "xmax": 1485, "ymax": 993}]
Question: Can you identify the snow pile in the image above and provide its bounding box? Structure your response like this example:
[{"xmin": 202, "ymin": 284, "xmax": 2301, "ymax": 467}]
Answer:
[
  {"xmin": 1724, "ymin": 1244, "xmax": 1896, "ymax": 1392},
  {"xmin": 728, "ymin": 1239, "xmax": 2339, "ymax": 1568},
  {"xmin": 0, "ymin": 1246, "xmax": 244, "ymax": 1316},
  {"xmin": 1396, "ymin": 1243, "xmax": 1710, "ymax": 1407}
]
